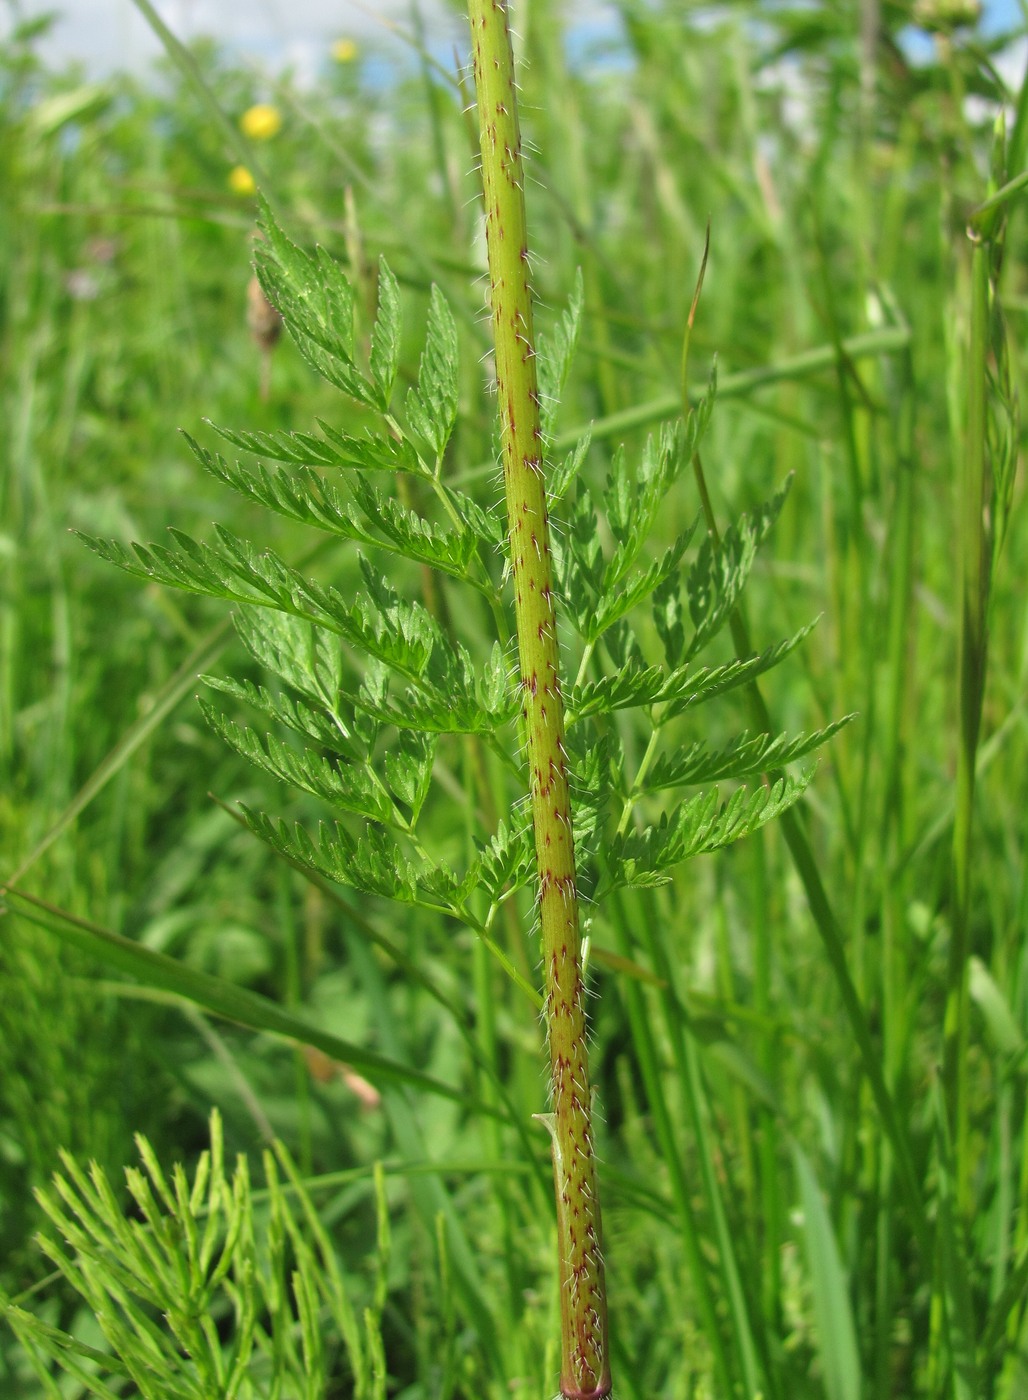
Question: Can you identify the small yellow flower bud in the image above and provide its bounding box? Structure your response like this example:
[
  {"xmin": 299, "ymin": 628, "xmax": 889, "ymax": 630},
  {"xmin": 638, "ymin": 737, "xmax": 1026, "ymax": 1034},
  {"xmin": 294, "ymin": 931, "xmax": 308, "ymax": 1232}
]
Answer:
[
  {"xmin": 228, "ymin": 165, "xmax": 256, "ymax": 195},
  {"xmin": 331, "ymin": 38, "xmax": 358, "ymax": 63},
  {"xmin": 240, "ymin": 103, "xmax": 282, "ymax": 140}
]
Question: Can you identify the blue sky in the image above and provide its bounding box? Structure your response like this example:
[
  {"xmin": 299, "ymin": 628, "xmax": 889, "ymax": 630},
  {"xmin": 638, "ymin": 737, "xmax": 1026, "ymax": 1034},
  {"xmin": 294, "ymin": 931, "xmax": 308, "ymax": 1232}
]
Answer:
[
  {"xmin": 4, "ymin": 0, "xmax": 1024, "ymax": 80},
  {"xmin": 5, "ymin": 0, "xmax": 462, "ymax": 80}
]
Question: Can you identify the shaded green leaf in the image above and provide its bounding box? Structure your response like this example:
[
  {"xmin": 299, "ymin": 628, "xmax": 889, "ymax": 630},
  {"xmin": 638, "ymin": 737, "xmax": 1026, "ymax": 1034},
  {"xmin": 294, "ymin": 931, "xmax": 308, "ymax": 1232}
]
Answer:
[
  {"xmin": 382, "ymin": 730, "xmax": 437, "ymax": 823},
  {"xmin": 547, "ymin": 432, "xmax": 591, "ymax": 505},
  {"xmin": 233, "ymin": 609, "xmax": 341, "ymax": 709},
  {"xmin": 202, "ymin": 673, "xmax": 348, "ymax": 754},
  {"xmin": 969, "ymin": 955, "xmax": 1024, "ymax": 1058},
  {"xmin": 239, "ymin": 808, "xmax": 462, "ymax": 916},
  {"xmin": 586, "ymin": 532, "xmax": 694, "ymax": 643}
]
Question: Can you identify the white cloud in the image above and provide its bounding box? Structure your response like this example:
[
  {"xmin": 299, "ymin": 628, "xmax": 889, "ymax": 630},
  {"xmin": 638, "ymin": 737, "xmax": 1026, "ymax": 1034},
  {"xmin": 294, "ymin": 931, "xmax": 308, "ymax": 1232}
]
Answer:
[{"xmin": 5, "ymin": 0, "xmax": 462, "ymax": 77}]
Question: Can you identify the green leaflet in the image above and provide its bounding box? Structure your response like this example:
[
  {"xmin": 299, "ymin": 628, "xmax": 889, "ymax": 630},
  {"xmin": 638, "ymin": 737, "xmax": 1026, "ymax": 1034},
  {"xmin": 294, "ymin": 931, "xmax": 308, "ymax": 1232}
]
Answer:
[
  {"xmin": 233, "ymin": 608, "xmax": 341, "ymax": 709},
  {"xmin": 642, "ymin": 716, "xmax": 856, "ymax": 791},
  {"xmin": 190, "ymin": 439, "xmax": 479, "ymax": 581},
  {"xmin": 536, "ymin": 270, "xmax": 585, "ymax": 441},
  {"xmin": 82, "ymin": 528, "xmax": 455, "ymax": 694},
  {"xmin": 551, "ymin": 393, "xmax": 761, "ymax": 652},
  {"xmin": 202, "ymin": 674, "xmax": 347, "ymax": 753},
  {"xmin": 602, "ymin": 423, "xmax": 694, "ymax": 590},
  {"xmin": 255, "ymin": 199, "xmax": 375, "ymax": 410},
  {"xmin": 470, "ymin": 818, "xmax": 536, "ymax": 906},
  {"xmin": 684, "ymin": 477, "xmax": 792, "ymax": 663},
  {"xmin": 369, "ymin": 257, "xmax": 402, "ymax": 410},
  {"xmin": 567, "ymin": 623, "xmax": 820, "ymax": 723},
  {"xmin": 206, "ymin": 418, "xmax": 422, "ymax": 474},
  {"xmin": 239, "ymin": 807, "xmax": 464, "ymax": 913},
  {"xmin": 406, "ymin": 284, "xmax": 460, "ymax": 459},
  {"xmin": 382, "ymin": 729, "xmax": 437, "ymax": 822},
  {"xmin": 586, "ymin": 533, "xmax": 694, "ymax": 642},
  {"xmin": 546, "ymin": 432, "xmax": 592, "ymax": 505},
  {"xmin": 198, "ymin": 702, "xmax": 402, "ymax": 828},
  {"xmin": 598, "ymin": 773, "xmax": 811, "ymax": 896},
  {"xmin": 218, "ymin": 611, "xmax": 512, "ymax": 782}
]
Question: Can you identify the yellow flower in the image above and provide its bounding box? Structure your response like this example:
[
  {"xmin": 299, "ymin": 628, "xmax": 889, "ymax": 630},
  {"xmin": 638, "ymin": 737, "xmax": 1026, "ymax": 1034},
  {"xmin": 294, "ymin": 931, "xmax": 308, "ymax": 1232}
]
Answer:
[
  {"xmin": 240, "ymin": 103, "xmax": 282, "ymax": 140},
  {"xmin": 228, "ymin": 165, "xmax": 256, "ymax": 195},
  {"xmin": 331, "ymin": 38, "xmax": 358, "ymax": 63}
]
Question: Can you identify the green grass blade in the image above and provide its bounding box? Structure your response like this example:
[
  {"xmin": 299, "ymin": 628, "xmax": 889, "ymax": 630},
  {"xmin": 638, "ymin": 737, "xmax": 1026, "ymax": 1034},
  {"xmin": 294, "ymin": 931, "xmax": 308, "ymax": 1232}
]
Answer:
[
  {"xmin": 5, "ymin": 621, "xmax": 231, "ymax": 889},
  {"xmin": 792, "ymin": 1144, "xmax": 861, "ymax": 1400},
  {"xmin": 1, "ymin": 887, "xmax": 486, "ymax": 1112}
]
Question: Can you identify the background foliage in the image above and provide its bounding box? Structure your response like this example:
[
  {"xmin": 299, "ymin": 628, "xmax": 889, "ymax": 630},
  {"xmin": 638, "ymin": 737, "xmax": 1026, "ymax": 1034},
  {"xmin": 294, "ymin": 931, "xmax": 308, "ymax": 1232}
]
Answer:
[{"xmin": 1, "ymin": 2, "xmax": 1027, "ymax": 1396}]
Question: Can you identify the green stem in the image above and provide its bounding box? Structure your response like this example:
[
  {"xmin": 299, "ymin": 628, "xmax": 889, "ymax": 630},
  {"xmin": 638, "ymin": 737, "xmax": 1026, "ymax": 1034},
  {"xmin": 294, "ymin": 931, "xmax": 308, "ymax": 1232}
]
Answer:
[
  {"xmin": 944, "ymin": 233, "xmax": 990, "ymax": 1212},
  {"xmin": 467, "ymin": 4, "xmax": 610, "ymax": 1397}
]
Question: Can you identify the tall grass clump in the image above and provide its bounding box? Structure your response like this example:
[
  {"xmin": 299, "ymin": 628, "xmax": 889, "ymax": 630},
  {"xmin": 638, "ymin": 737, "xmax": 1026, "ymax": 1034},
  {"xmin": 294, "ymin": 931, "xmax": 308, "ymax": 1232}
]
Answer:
[{"xmin": 2, "ymin": 1, "xmax": 1027, "ymax": 1397}]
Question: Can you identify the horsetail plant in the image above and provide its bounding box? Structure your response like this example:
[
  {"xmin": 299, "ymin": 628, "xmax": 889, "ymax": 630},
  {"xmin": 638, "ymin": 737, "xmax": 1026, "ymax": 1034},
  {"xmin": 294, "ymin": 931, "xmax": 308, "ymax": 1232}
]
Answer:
[{"xmin": 53, "ymin": 2, "xmax": 854, "ymax": 1392}]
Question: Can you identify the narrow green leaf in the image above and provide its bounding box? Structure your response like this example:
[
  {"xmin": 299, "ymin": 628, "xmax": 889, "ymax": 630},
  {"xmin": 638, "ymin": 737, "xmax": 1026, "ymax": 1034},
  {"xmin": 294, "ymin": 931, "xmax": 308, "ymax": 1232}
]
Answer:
[
  {"xmin": 4, "ymin": 621, "xmax": 230, "ymax": 889},
  {"xmin": 929, "ymin": 1083, "xmax": 980, "ymax": 1399},
  {"xmin": 3, "ymin": 888, "xmax": 471, "ymax": 1106},
  {"xmin": 969, "ymin": 955, "xmax": 1024, "ymax": 1057},
  {"xmin": 791, "ymin": 1144, "xmax": 861, "ymax": 1400}
]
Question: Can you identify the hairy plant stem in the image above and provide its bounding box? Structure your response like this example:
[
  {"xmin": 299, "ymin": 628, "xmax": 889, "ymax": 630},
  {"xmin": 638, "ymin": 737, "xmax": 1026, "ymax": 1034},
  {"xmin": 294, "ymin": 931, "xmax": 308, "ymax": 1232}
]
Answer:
[{"xmin": 467, "ymin": 3, "xmax": 610, "ymax": 1396}]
